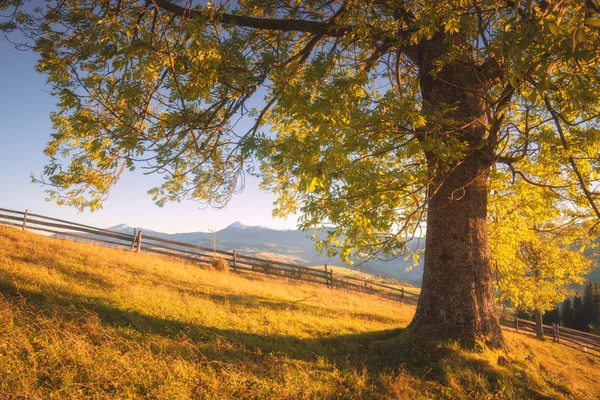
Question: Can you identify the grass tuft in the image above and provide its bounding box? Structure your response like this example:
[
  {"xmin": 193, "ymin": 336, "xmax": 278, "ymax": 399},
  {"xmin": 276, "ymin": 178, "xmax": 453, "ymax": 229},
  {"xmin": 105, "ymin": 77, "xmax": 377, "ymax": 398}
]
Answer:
[{"xmin": 210, "ymin": 256, "xmax": 229, "ymax": 272}]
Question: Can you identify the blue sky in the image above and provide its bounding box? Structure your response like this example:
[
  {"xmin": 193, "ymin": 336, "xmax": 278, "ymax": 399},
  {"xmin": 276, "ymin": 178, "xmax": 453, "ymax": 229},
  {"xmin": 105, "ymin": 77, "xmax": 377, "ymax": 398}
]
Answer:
[{"xmin": 0, "ymin": 37, "xmax": 298, "ymax": 233}]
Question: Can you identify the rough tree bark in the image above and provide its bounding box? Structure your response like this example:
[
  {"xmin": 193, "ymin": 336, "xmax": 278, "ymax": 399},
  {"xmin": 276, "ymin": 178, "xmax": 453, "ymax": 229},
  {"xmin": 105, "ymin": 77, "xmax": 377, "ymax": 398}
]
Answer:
[
  {"xmin": 410, "ymin": 153, "xmax": 504, "ymax": 347},
  {"xmin": 409, "ymin": 36, "xmax": 504, "ymax": 348}
]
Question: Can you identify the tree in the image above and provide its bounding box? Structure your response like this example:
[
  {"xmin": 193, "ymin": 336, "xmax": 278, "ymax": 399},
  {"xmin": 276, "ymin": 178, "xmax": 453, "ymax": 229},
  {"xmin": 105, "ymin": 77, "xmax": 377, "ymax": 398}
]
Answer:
[
  {"xmin": 582, "ymin": 282, "xmax": 594, "ymax": 325},
  {"xmin": 490, "ymin": 179, "xmax": 593, "ymax": 339},
  {"xmin": 572, "ymin": 295, "xmax": 588, "ymax": 331},
  {"xmin": 594, "ymin": 282, "xmax": 600, "ymax": 330},
  {"xmin": 501, "ymin": 236, "xmax": 590, "ymax": 338},
  {"xmin": 542, "ymin": 306, "xmax": 561, "ymax": 326},
  {"xmin": 561, "ymin": 297, "xmax": 575, "ymax": 329},
  {"xmin": 515, "ymin": 307, "xmax": 532, "ymax": 321},
  {"xmin": 4, "ymin": 0, "xmax": 600, "ymax": 347},
  {"xmin": 208, "ymin": 227, "xmax": 218, "ymax": 257}
]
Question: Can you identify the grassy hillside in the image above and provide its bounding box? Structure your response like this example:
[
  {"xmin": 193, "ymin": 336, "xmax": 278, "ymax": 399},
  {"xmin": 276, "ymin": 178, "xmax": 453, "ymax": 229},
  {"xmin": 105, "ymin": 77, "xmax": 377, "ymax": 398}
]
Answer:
[{"xmin": 0, "ymin": 226, "xmax": 598, "ymax": 399}]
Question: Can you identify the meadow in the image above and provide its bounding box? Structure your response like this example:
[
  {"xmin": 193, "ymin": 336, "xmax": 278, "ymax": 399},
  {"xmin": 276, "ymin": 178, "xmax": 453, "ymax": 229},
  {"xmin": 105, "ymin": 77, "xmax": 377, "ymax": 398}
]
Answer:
[{"xmin": 0, "ymin": 226, "xmax": 598, "ymax": 399}]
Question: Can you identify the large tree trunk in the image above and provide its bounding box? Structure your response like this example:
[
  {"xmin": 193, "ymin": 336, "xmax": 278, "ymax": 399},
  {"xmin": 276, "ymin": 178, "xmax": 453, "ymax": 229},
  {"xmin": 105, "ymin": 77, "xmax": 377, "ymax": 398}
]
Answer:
[
  {"xmin": 409, "ymin": 36, "xmax": 504, "ymax": 348},
  {"xmin": 410, "ymin": 152, "xmax": 504, "ymax": 347}
]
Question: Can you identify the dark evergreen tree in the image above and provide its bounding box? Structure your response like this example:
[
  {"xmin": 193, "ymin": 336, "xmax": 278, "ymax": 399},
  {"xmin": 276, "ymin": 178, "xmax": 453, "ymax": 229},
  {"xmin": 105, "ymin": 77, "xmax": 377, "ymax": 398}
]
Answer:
[
  {"xmin": 572, "ymin": 295, "xmax": 588, "ymax": 332},
  {"xmin": 593, "ymin": 282, "xmax": 600, "ymax": 327},
  {"xmin": 516, "ymin": 308, "xmax": 532, "ymax": 321},
  {"xmin": 582, "ymin": 282, "xmax": 595, "ymax": 329},
  {"xmin": 543, "ymin": 306, "xmax": 561, "ymax": 326},
  {"xmin": 561, "ymin": 298, "xmax": 574, "ymax": 328}
]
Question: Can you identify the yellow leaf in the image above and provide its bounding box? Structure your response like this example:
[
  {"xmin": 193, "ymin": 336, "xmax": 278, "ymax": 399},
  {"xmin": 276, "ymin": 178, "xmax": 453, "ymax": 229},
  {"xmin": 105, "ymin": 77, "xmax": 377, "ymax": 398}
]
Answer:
[
  {"xmin": 576, "ymin": 27, "xmax": 586, "ymax": 43},
  {"xmin": 584, "ymin": 18, "xmax": 600, "ymax": 27}
]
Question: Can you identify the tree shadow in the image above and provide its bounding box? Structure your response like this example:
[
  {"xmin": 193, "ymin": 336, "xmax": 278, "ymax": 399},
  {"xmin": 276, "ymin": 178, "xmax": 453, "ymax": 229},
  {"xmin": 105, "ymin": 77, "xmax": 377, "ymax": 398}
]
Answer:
[{"xmin": 0, "ymin": 278, "xmax": 401, "ymax": 365}]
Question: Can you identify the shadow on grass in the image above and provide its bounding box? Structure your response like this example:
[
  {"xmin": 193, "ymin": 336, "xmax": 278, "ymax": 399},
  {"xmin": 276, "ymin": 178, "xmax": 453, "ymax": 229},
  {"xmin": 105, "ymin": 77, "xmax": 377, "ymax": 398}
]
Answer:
[
  {"xmin": 0, "ymin": 279, "xmax": 401, "ymax": 365},
  {"xmin": 0, "ymin": 278, "xmax": 559, "ymax": 399}
]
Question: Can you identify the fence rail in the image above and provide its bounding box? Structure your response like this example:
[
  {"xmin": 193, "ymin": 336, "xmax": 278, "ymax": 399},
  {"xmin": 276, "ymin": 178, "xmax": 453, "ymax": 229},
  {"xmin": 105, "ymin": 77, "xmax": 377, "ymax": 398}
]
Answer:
[
  {"xmin": 501, "ymin": 314, "xmax": 600, "ymax": 357},
  {"xmin": 0, "ymin": 207, "xmax": 410, "ymax": 301}
]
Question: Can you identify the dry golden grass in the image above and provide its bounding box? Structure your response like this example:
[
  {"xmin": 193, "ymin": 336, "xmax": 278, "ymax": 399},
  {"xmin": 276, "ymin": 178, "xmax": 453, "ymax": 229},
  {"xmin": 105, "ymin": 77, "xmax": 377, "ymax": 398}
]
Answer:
[
  {"xmin": 0, "ymin": 226, "xmax": 598, "ymax": 399},
  {"xmin": 320, "ymin": 265, "xmax": 420, "ymax": 295}
]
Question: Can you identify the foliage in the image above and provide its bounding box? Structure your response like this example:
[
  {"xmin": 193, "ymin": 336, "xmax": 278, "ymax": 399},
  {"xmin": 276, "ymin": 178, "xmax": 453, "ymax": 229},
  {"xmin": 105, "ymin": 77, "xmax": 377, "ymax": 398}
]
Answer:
[
  {"xmin": 490, "ymin": 178, "xmax": 595, "ymax": 316},
  {"xmin": 542, "ymin": 306, "xmax": 561, "ymax": 326},
  {"xmin": 591, "ymin": 281, "xmax": 600, "ymax": 333},
  {"xmin": 1, "ymin": 226, "xmax": 600, "ymax": 399},
  {"xmin": 1, "ymin": 1, "xmax": 600, "ymax": 262},
  {"xmin": 558, "ymin": 283, "xmax": 600, "ymax": 331},
  {"xmin": 582, "ymin": 281, "xmax": 598, "ymax": 328},
  {"xmin": 561, "ymin": 298, "xmax": 575, "ymax": 328},
  {"xmin": 515, "ymin": 307, "xmax": 532, "ymax": 321},
  {"xmin": 559, "ymin": 295, "xmax": 595, "ymax": 331},
  {"xmin": 572, "ymin": 295, "xmax": 588, "ymax": 331}
]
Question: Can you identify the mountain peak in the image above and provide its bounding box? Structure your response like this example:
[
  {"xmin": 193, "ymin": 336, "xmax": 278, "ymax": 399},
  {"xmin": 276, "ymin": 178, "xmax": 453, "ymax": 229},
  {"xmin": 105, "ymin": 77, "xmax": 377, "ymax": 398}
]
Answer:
[
  {"xmin": 227, "ymin": 221, "xmax": 248, "ymax": 229},
  {"xmin": 109, "ymin": 223, "xmax": 131, "ymax": 231}
]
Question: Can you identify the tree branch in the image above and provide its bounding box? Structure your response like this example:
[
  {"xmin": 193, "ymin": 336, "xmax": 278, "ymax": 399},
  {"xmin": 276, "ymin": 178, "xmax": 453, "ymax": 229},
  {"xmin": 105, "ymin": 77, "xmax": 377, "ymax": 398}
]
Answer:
[
  {"xmin": 153, "ymin": 0, "xmax": 350, "ymax": 36},
  {"xmin": 544, "ymin": 94, "xmax": 600, "ymax": 220}
]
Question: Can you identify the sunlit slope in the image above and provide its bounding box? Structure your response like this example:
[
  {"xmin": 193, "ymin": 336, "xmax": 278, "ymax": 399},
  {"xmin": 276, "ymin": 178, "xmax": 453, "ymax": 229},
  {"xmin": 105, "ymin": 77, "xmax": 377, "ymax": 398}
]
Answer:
[{"xmin": 0, "ymin": 226, "xmax": 598, "ymax": 399}]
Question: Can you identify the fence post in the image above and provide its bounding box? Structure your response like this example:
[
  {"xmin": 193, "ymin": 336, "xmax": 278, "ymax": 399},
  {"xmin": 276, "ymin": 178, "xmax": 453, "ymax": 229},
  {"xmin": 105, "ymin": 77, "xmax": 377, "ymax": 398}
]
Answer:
[
  {"xmin": 232, "ymin": 250, "xmax": 237, "ymax": 272},
  {"xmin": 554, "ymin": 324, "xmax": 560, "ymax": 343},
  {"xmin": 515, "ymin": 316, "xmax": 519, "ymax": 333},
  {"xmin": 329, "ymin": 270, "xmax": 333, "ymax": 288},
  {"xmin": 130, "ymin": 228, "xmax": 137, "ymax": 251},
  {"xmin": 22, "ymin": 209, "xmax": 28, "ymax": 231},
  {"xmin": 136, "ymin": 231, "xmax": 143, "ymax": 252},
  {"xmin": 324, "ymin": 264, "xmax": 329, "ymax": 288}
]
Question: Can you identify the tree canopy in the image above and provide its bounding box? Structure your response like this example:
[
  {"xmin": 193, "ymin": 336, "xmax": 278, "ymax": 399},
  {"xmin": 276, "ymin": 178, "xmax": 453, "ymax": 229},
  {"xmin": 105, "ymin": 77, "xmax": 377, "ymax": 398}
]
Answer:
[
  {"xmin": 490, "ymin": 177, "xmax": 594, "ymax": 318},
  {"xmin": 3, "ymin": 0, "xmax": 600, "ymax": 346}
]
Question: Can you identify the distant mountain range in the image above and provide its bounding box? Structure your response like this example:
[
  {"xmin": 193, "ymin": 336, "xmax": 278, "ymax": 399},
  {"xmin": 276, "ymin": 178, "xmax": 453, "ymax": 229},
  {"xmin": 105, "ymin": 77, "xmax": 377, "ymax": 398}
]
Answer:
[{"xmin": 107, "ymin": 222, "xmax": 426, "ymax": 286}]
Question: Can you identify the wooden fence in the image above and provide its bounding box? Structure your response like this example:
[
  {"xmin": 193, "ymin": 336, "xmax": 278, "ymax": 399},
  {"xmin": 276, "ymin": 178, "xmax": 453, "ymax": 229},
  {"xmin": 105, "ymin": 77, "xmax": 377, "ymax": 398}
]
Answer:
[
  {"xmin": 0, "ymin": 207, "xmax": 409, "ymax": 301},
  {"xmin": 501, "ymin": 314, "xmax": 600, "ymax": 357}
]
